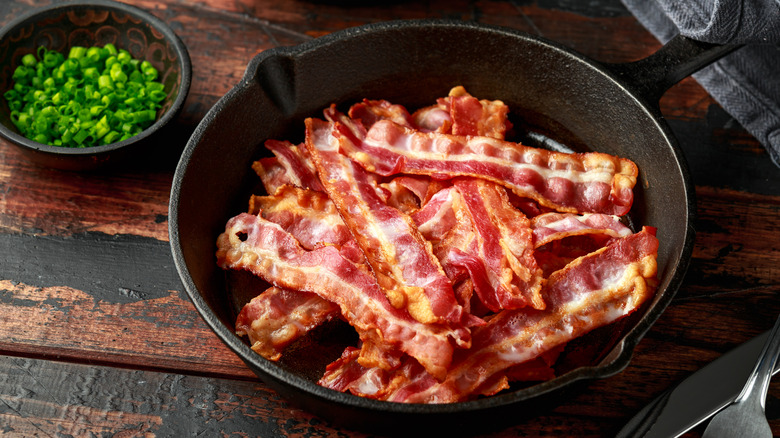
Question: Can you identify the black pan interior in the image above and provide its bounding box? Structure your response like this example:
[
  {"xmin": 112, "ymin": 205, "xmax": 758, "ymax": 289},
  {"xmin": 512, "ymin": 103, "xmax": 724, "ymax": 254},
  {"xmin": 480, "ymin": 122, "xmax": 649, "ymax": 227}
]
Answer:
[{"xmin": 169, "ymin": 19, "xmax": 693, "ymax": 434}]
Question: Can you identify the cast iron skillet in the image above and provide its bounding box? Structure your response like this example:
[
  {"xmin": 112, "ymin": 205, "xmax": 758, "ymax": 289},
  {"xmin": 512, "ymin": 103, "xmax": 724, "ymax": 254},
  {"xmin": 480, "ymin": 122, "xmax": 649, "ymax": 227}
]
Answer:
[{"xmin": 169, "ymin": 19, "xmax": 736, "ymax": 435}]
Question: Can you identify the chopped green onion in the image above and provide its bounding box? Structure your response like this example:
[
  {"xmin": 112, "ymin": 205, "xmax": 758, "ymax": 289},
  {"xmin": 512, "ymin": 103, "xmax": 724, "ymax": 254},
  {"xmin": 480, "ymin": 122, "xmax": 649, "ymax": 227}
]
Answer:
[{"xmin": 3, "ymin": 44, "xmax": 165, "ymax": 148}]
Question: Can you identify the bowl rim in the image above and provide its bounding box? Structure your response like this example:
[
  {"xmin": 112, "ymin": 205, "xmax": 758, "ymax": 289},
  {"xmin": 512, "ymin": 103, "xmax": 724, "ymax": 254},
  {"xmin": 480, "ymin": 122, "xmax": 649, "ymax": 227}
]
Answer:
[
  {"xmin": 169, "ymin": 17, "xmax": 693, "ymax": 417},
  {"xmin": 0, "ymin": 0, "xmax": 192, "ymax": 156}
]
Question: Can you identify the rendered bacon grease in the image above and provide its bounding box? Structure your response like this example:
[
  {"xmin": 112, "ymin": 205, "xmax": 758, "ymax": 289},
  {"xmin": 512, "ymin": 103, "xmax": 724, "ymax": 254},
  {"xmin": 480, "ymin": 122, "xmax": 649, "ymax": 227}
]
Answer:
[{"xmin": 216, "ymin": 86, "xmax": 659, "ymax": 403}]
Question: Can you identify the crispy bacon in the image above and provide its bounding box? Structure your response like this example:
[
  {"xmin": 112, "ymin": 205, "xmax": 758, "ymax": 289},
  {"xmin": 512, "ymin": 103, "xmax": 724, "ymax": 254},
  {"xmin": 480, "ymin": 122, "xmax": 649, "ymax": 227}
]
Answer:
[
  {"xmin": 531, "ymin": 213, "xmax": 633, "ymax": 277},
  {"xmin": 225, "ymin": 88, "xmax": 660, "ymax": 403},
  {"xmin": 248, "ymin": 185, "xmax": 363, "ymax": 263},
  {"xmin": 319, "ymin": 346, "xmax": 438, "ymax": 400},
  {"xmin": 345, "ymin": 119, "xmax": 637, "ymax": 216},
  {"xmin": 217, "ymin": 212, "xmax": 464, "ymax": 379},
  {"xmin": 531, "ymin": 212, "xmax": 633, "ymax": 248},
  {"xmin": 411, "ymin": 103, "xmax": 452, "ymax": 133},
  {"xmin": 348, "ymin": 99, "xmax": 415, "ymax": 130},
  {"xmin": 447, "ymin": 85, "xmax": 512, "ymax": 140},
  {"xmin": 263, "ymin": 139, "xmax": 324, "ymax": 192},
  {"xmin": 400, "ymin": 228, "xmax": 658, "ymax": 403},
  {"xmin": 251, "ymin": 157, "xmax": 288, "ymax": 195},
  {"xmin": 412, "ymin": 180, "xmax": 544, "ymax": 312},
  {"xmin": 321, "ymin": 228, "xmax": 658, "ymax": 403},
  {"xmin": 235, "ymin": 287, "xmax": 340, "ymax": 361},
  {"xmin": 305, "ymin": 117, "xmax": 469, "ymax": 329},
  {"xmin": 379, "ymin": 178, "xmax": 423, "ymax": 214},
  {"xmin": 452, "ymin": 178, "xmax": 544, "ymax": 311},
  {"xmin": 381, "ymin": 175, "xmax": 450, "ymax": 211},
  {"xmin": 410, "ymin": 86, "xmax": 511, "ymax": 140}
]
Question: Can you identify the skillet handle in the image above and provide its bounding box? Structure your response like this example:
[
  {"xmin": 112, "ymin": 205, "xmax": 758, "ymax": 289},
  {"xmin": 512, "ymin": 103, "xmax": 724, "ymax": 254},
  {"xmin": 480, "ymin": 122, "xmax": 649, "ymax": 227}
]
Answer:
[{"xmin": 605, "ymin": 34, "xmax": 741, "ymax": 104}]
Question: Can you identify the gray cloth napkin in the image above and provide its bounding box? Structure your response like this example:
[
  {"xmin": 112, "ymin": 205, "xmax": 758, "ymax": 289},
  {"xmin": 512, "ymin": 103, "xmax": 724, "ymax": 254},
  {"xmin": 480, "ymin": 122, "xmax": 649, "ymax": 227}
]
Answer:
[{"xmin": 621, "ymin": 0, "xmax": 780, "ymax": 167}]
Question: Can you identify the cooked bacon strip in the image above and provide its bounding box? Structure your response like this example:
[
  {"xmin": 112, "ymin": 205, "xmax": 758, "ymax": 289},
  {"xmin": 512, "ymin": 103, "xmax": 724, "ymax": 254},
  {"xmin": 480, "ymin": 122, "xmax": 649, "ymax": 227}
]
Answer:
[
  {"xmin": 320, "ymin": 228, "xmax": 658, "ymax": 403},
  {"xmin": 237, "ymin": 186, "xmax": 360, "ymax": 361},
  {"xmin": 319, "ymin": 346, "xmax": 438, "ymax": 400},
  {"xmin": 379, "ymin": 178, "xmax": 423, "ymax": 214},
  {"xmin": 261, "ymin": 139, "xmax": 324, "ymax": 192},
  {"xmin": 349, "ymin": 99, "xmax": 415, "ymax": 130},
  {"xmin": 413, "ymin": 186, "xmax": 462, "ymax": 245},
  {"xmin": 452, "ymin": 178, "xmax": 544, "ymax": 311},
  {"xmin": 251, "ymin": 157, "xmax": 288, "ymax": 195},
  {"xmin": 319, "ymin": 347, "xmax": 379, "ymax": 396},
  {"xmin": 305, "ymin": 117, "xmax": 469, "ymax": 329},
  {"xmin": 531, "ymin": 213, "xmax": 632, "ymax": 277},
  {"xmin": 531, "ymin": 212, "xmax": 633, "ymax": 248},
  {"xmin": 248, "ymin": 185, "xmax": 363, "ymax": 263},
  {"xmin": 412, "ymin": 180, "xmax": 544, "ymax": 312},
  {"xmin": 411, "ymin": 103, "xmax": 451, "ymax": 133},
  {"xmin": 346, "ymin": 119, "xmax": 637, "ymax": 216},
  {"xmin": 217, "ymin": 212, "xmax": 466, "ymax": 379},
  {"xmin": 235, "ymin": 287, "xmax": 340, "ymax": 361},
  {"xmin": 447, "ymin": 85, "xmax": 512, "ymax": 140}
]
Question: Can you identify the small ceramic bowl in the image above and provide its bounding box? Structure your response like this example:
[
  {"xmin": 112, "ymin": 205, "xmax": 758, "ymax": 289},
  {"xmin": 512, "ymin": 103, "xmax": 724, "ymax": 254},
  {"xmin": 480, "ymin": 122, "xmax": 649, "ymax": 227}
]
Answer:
[{"xmin": 0, "ymin": 0, "xmax": 191, "ymax": 171}]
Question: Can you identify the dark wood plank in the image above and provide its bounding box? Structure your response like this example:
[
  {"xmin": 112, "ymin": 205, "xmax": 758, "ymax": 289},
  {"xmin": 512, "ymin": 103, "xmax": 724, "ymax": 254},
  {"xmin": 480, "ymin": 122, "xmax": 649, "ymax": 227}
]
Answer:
[{"xmin": 0, "ymin": 354, "xmax": 360, "ymax": 438}]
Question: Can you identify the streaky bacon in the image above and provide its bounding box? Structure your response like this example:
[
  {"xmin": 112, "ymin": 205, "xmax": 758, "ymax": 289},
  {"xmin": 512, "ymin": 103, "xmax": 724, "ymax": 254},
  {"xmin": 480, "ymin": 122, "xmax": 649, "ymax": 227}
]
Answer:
[
  {"xmin": 447, "ymin": 85, "xmax": 512, "ymax": 140},
  {"xmin": 319, "ymin": 346, "xmax": 439, "ymax": 400},
  {"xmin": 412, "ymin": 180, "xmax": 544, "ymax": 312},
  {"xmin": 397, "ymin": 227, "xmax": 659, "ymax": 403},
  {"xmin": 263, "ymin": 139, "xmax": 324, "ymax": 192},
  {"xmin": 531, "ymin": 212, "xmax": 633, "ymax": 248},
  {"xmin": 226, "ymin": 88, "xmax": 659, "ymax": 404},
  {"xmin": 531, "ymin": 213, "xmax": 632, "ymax": 277},
  {"xmin": 412, "ymin": 187, "xmax": 463, "ymax": 246},
  {"xmin": 452, "ymin": 178, "xmax": 545, "ymax": 311},
  {"xmin": 236, "ymin": 185, "xmax": 361, "ymax": 361},
  {"xmin": 348, "ymin": 99, "xmax": 415, "ymax": 130},
  {"xmin": 409, "ymin": 86, "xmax": 512, "ymax": 140},
  {"xmin": 345, "ymin": 119, "xmax": 637, "ymax": 216},
  {"xmin": 248, "ymin": 184, "xmax": 363, "ymax": 264},
  {"xmin": 251, "ymin": 157, "xmax": 288, "ymax": 195},
  {"xmin": 379, "ymin": 178, "xmax": 423, "ymax": 215},
  {"xmin": 235, "ymin": 287, "xmax": 340, "ymax": 361},
  {"xmin": 411, "ymin": 103, "xmax": 451, "ymax": 133},
  {"xmin": 321, "ymin": 228, "xmax": 659, "ymax": 403},
  {"xmin": 305, "ymin": 117, "xmax": 470, "ymax": 330},
  {"xmin": 217, "ymin": 212, "xmax": 464, "ymax": 379}
]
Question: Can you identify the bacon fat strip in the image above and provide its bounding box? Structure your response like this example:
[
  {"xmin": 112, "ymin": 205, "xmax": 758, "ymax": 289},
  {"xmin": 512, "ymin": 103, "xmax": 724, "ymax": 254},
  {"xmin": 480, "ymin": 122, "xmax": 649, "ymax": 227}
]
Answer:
[
  {"xmin": 531, "ymin": 211, "xmax": 633, "ymax": 248},
  {"xmin": 305, "ymin": 117, "xmax": 468, "ymax": 329},
  {"xmin": 217, "ymin": 212, "xmax": 468, "ymax": 379},
  {"xmin": 348, "ymin": 119, "xmax": 638, "ymax": 216},
  {"xmin": 236, "ymin": 287, "xmax": 340, "ymax": 361}
]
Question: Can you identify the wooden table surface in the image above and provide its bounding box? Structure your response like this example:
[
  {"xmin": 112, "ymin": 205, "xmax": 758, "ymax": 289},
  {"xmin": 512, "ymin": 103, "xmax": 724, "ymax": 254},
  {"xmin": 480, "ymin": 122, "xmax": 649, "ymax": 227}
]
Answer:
[{"xmin": 1, "ymin": 0, "xmax": 779, "ymax": 436}]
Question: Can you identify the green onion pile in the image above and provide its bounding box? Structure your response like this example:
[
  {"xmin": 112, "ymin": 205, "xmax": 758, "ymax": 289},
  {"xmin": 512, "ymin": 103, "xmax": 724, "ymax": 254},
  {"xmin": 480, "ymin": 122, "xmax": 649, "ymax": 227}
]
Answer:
[{"xmin": 3, "ymin": 44, "xmax": 165, "ymax": 147}]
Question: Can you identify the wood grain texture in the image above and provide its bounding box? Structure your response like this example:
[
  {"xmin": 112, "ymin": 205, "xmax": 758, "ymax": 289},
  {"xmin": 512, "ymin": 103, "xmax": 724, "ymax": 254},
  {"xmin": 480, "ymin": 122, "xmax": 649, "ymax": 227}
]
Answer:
[{"xmin": 0, "ymin": 0, "xmax": 779, "ymax": 436}]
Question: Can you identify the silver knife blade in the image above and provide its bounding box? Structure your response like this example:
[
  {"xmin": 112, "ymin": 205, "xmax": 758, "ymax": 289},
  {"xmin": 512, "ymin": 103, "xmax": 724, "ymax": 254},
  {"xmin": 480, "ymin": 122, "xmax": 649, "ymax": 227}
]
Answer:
[{"xmin": 616, "ymin": 330, "xmax": 780, "ymax": 438}]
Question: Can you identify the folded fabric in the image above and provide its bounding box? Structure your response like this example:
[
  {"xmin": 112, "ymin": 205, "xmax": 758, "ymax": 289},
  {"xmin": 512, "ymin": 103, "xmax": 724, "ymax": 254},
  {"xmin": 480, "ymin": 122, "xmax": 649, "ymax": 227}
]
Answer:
[{"xmin": 621, "ymin": 0, "xmax": 780, "ymax": 167}]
